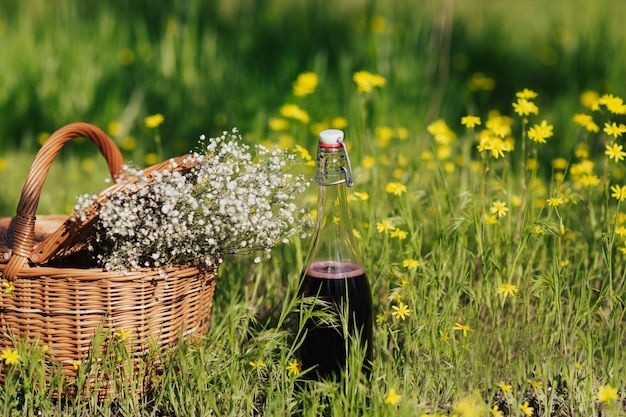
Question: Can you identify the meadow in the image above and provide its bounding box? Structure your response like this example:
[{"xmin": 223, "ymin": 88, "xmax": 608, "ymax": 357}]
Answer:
[{"xmin": 1, "ymin": 0, "xmax": 626, "ymax": 415}]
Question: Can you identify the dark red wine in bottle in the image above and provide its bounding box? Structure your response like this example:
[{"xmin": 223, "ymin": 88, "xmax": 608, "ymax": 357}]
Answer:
[{"xmin": 298, "ymin": 260, "xmax": 373, "ymax": 380}]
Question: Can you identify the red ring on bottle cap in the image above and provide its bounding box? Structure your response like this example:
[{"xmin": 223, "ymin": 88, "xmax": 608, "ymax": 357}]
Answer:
[{"xmin": 318, "ymin": 129, "xmax": 344, "ymax": 148}]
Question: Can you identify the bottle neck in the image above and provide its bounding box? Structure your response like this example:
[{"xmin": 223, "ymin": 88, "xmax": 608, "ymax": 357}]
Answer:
[
  {"xmin": 315, "ymin": 145, "xmax": 352, "ymax": 223},
  {"xmin": 306, "ymin": 145, "xmax": 362, "ymax": 267},
  {"xmin": 315, "ymin": 143, "xmax": 354, "ymax": 187}
]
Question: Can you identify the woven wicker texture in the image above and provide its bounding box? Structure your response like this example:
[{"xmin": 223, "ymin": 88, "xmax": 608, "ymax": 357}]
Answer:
[{"xmin": 0, "ymin": 123, "xmax": 217, "ymax": 376}]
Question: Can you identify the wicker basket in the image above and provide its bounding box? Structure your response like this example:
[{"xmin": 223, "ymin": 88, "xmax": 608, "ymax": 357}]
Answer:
[{"xmin": 0, "ymin": 123, "xmax": 217, "ymax": 379}]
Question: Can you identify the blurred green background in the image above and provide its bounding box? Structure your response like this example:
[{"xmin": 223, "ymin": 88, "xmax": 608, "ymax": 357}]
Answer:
[{"xmin": 1, "ymin": 0, "xmax": 625, "ymax": 214}]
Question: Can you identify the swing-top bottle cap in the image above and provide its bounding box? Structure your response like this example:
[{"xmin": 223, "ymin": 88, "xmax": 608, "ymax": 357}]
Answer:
[{"xmin": 318, "ymin": 129, "xmax": 344, "ymax": 148}]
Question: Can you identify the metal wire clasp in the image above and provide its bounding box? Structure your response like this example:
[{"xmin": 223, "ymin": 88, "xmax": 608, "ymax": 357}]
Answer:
[
  {"xmin": 315, "ymin": 138, "xmax": 355, "ymax": 187},
  {"xmin": 339, "ymin": 138, "xmax": 354, "ymax": 187}
]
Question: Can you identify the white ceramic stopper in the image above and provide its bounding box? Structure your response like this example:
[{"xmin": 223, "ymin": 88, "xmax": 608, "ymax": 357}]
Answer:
[{"xmin": 318, "ymin": 129, "xmax": 344, "ymax": 146}]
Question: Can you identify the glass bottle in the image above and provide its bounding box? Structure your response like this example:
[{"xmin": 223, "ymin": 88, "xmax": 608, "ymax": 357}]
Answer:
[{"xmin": 298, "ymin": 129, "xmax": 373, "ymax": 380}]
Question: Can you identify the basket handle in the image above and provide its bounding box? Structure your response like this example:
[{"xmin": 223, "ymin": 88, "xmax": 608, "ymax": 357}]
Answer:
[{"xmin": 3, "ymin": 122, "xmax": 124, "ymax": 280}]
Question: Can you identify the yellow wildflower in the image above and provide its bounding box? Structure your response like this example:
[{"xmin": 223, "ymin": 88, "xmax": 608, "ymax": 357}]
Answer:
[
  {"xmin": 114, "ymin": 328, "xmax": 129, "ymax": 340},
  {"xmin": 376, "ymin": 312, "xmax": 387, "ymax": 324},
  {"xmin": 361, "ymin": 155, "xmax": 375, "ymax": 169},
  {"xmin": 491, "ymin": 404, "xmax": 504, "ymax": 417},
  {"xmin": 37, "ymin": 132, "xmax": 50, "ymax": 145},
  {"xmin": 277, "ymin": 134, "xmax": 295, "ymax": 150},
  {"xmin": 391, "ymin": 302, "xmax": 412, "ymax": 320},
  {"xmin": 467, "ymin": 72, "xmax": 495, "ymax": 91},
  {"xmin": 396, "ymin": 127, "xmax": 409, "ymax": 140},
  {"xmin": 120, "ymin": 136, "xmax": 137, "ymax": 151},
  {"xmin": 477, "ymin": 130, "xmax": 514, "ymax": 159},
  {"xmin": 0, "ymin": 348, "xmax": 20, "ymax": 365},
  {"xmin": 486, "ymin": 113, "xmax": 514, "ymax": 138},
  {"xmin": 603, "ymin": 122, "xmax": 626, "ymax": 139},
  {"xmin": 516, "ymin": 88, "xmax": 538, "ymax": 100},
  {"xmin": 599, "ymin": 94, "xmax": 626, "ymax": 115},
  {"xmin": 512, "ymin": 98, "xmax": 539, "ymax": 116},
  {"xmin": 310, "ymin": 122, "xmax": 328, "ymax": 136},
  {"xmin": 615, "ymin": 225, "xmax": 626, "ymax": 237},
  {"xmin": 520, "ymin": 401, "xmax": 534, "ymax": 416},
  {"xmin": 596, "ymin": 384, "xmax": 620, "ymax": 403},
  {"xmin": 384, "ymin": 388, "xmax": 402, "ymax": 406},
  {"xmin": 390, "ymin": 228, "xmax": 408, "ymax": 240},
  {"xmin": 292, "ymin": 72, "xmax": 318, "ymax": 97},
  {"xmin": 573, "ymin": 113, "xmax": 600, "ymax": 133},
  {"xmin": 580, "ymin": 90, "xmax": 599, "ymax": 109},
  {"xmin": 268, "ymin": 117, "xmax": 290, "ymax": 131},
  {"xmin": 546, "ymin": 196, "xmax": 564, "ymax": 207},
  {"xmin": 574, "ymin": 143, "xmax": 593, "ymax": 164},
  {"xmin": 497, "ymin": 283, "xmax": 519, "ymax": 298},
  {"xmin": 420, "ymin": 150, "xmax": 433, "ymax": 161},
  {"xmin": 280, "ymin": 104, "xmax": 310, "ymax": 123},
  {"xmin": 375, "ymin": 126, "xmax": 395, "ymax": 148},
  {"xmin": 385, "ymin": 182, "xmax": 407, "ymax": 196},
  {"xmin": 435, "ymin": 144, "xmax": 451, "ymax": 160},
  {"xmin": 370, "ymin": 15, "xmax": 386, "ymax": 33},
  {"xmin": 330, "ymin": 116, "xmax": 348, "ymax": 129},
  {"xmin": 144, "ymin": 113, "xmax": 164, "ymax": 128},
  {"xmin": 286, "ymin": 359, "xmax": 302, "ymax": 376},
  {"xmin": 461, "ymin": 115, "xmax": 481, "ymax": 129},
  {"xmin": 490, "ymin": 200, "xmax": 509, "ymax": 218},
  {"xmin": 294, "ymin": 144, "xmax": 313, "ymax": 164},
  {"xmin": 497, "ymin": 382, "xmax": 513, "ymax": 393},
  {"xmin": 108, "ymin": 120, "xmax": 123, "ymax": 137},
  {"xmin": 144, "ymin": 153, "xmax": 159, "ymax": 166},
  {"xmin": 3, "ymin": 280, "xmax": 15, "ymax": 295},
  {"xmin": 577, "ymin": 174, "xmax": 601, "ymax": 187},
  {"xmin": 610, "ymin": 184, "xmax": 626, "ymax": 202},
  {"xmin": 570, "ymin": 159, "xmax": 594, "ymax": 175},
  {"xmin": 427, "ymin": 119, "xmax": 456, "ymax": 144},
  {"xmin": 352, "ymin": 191, "xmax": 369, "ymax": 201},
  {"xmin": 249, "ymin": 360, "xmax": 267, "ymax": 369},
  {"xmin": 552, "ymin": 157, "xmax": 568, "ymax": 170},
  {"xmin": 402, "ymin": 258, "xmax": 420, "ymax": 271},
  {"xmin": 376, "ymin": 219, "xmax": 393, "ymax": 234},
  {"xmin": 452, "ymin": 392, "xmax": 487, "ymax": 417},
  {"xmin": 606, "ymin": 142, "xmax": 626, "ymax": 162},
  {"xmin": 452, "ymin": 322, "xmax": 472, "ymax": 337},
  {"xmin": 484, "ymin": 214, "xmax": 498, "ymax": 225},
  {"xmin": 527, "ymin": 120, "xmax": 554, "ymax": 144},
  {"xmin": 353, "ymin": 70, "xmax": 386, "ymax": 93}
]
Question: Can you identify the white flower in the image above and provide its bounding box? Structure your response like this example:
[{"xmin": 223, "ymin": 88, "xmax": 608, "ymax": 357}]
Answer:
[{"xmin": 77, "ymin": 128, "xmax": 310, "ymax": 270}]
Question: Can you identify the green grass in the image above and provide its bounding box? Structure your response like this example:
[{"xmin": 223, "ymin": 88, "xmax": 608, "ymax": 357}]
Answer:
[{"xmin": 2, "ymin": 0, "xmax": 626, "ymax": 415}]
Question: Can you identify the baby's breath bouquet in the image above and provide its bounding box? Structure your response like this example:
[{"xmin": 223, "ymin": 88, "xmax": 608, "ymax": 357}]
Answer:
[{"xmin": 77, "ymin": 128, "xmax": 309, "ymax": 271}]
